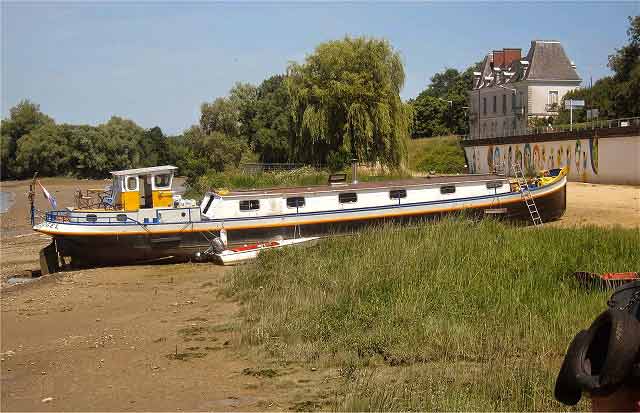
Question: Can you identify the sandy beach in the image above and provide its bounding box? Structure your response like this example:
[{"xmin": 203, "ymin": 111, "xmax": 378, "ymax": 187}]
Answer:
[{"xmin": 0, "ymin": 178, "xmax": 638, "ymax": 411}]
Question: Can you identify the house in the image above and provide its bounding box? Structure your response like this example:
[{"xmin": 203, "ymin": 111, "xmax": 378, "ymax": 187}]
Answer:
[{"xmin": 468, "ymin": 40, "xmax": 582, "ymax": 139}]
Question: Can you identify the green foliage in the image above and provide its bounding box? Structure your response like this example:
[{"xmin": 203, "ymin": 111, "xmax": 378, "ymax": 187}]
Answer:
[
  {"xmin": 287, "ymin": 36, "xmax": 412, "ymax": 167},
  {"xmin": 14, "ymin": 124, "xmax": 74, "ymax": 177},
  {"xmin": 556, "ymin": 16, "xmax": 639, "ymax": 123},
  {"xmin": 200, "ymin": 97, "xmax": 241, "ymax": 137},
  {"xmin": 407, "ymin": 136, "xmax": 467, "ymax": 173},
  {"xmin": 410, "ymin": 64, "xmax": 479, "ymax": 138},
  {"xmin": 1, "ymin": 99, "xmax": 54, "ymax": 178},
  {"xmin": 252, "ymin": 75, "xmax": 291, "ymax": 163},
  {"xmin": 1, "ymin": 99, "xmax": 181, "ymax": 179},
  {"xmin": 228, "ymin": 219, "xmax": 638, "ymax": 410}
]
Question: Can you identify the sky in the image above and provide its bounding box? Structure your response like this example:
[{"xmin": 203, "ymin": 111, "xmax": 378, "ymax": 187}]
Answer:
[{"xmin": 2, "ymin": 1, "xmax": 638, "ymax": 135}]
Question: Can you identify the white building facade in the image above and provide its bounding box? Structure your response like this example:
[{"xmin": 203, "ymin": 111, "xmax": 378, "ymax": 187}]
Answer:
[{"xmin": 468, "ymin": 41, "xmax": 582, "ymax": 139}]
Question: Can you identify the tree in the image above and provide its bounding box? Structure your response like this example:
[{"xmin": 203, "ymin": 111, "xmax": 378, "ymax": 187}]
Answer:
[
  {"xmin": 607, "ymin": 15, "xmax": 640, "ymax": 117},
  {"xmin": 97, "ymin": 116, "xmax": 145, "ymax": 172},
  {"xmin": 14, "ymin": 124, "xmax": 73, "ymax": 177},
  {"xmin": 410, "ymin": 63, "xmax": 480, "ymax": 138},
  {"xmin": 200, "ymin": 97, "xmax": 240, "ymax": 137},
  {"xmin": 287, "ymin": 36, "xmax": 411, "ymax": 167},
  {"xmin": 1, "ymin": 100, "xmax": 54, "ymax": 178},
  {"xmin": 252, "ymin": 75, "xmax": 291, "ymax": 163},
  {"xmin": 229, "ymin": 82, "xmax": 258, "ymax": 143},
  {"xmin": 556, "ymin": 15, "xmax": 639, "ymax": 123}
]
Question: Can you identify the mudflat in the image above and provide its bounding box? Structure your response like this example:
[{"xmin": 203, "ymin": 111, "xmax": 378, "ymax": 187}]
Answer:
[{"xmin": 0, "ymin": 177, "xmax": 638, "ymax": 411}]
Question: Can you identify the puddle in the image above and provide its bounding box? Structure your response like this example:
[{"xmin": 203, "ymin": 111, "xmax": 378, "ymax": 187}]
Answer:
[
  {"xmin": 0, "ymin": 191, "xmax": 15, "ymax": 214},
  {"xmin": 6, "ymin": 277, "xmax": 38, "ymax": 285}
]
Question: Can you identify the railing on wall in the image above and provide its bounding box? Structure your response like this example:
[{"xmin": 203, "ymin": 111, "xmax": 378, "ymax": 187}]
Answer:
[{"xmin": 462, "ymin": 116, "xmax": 640, "ymax": 141}]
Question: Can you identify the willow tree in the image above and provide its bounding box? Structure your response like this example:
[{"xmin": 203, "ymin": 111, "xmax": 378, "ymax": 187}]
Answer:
[{"xmin": 287, "ymin": 36, "xmax": 412, "ymax": 168}]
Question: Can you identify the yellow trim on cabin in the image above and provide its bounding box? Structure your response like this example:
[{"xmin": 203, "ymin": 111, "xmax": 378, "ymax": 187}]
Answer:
[
  {"xmin": 152, "ymin": 190, "xmax": 173, "ymax": 208},
  {"xmin": 34, "ymin": 182, "xmax": 565, "ymax": 237},
  {"xmin": 121, "ymin": 191, "xmax": 139, "ymax": 211}
]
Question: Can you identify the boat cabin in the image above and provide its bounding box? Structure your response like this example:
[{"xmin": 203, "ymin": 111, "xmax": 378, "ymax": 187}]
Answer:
[{"xmin": 109, "ymin": 165, "xmax": 177, "ymax": 211}]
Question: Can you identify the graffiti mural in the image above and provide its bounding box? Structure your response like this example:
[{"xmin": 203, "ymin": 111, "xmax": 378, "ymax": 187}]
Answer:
[
  {"xmin": 533, "ymin": 145, "xmax": 541, "ymax": 170},
  {"xmin": 590, "ymin": 138, "xmax": 599, "ymax": 174},
  {"xmin": 524, "ymin": 144, "xmax": 532, "ymax": 172},
  {"xmin": 515, "ymin": 146, "xmax": 523, "ymax": 171},
  {"xmin": 575, "ymin": 139, "xmax": 582, "ymax": 172},
  {"xmin": 487, "ymin": 145, "xmax": 494, "ymax": 172},
  {"xmin": 463, "ymin": 135, "xmax": 639, "ymax": 184},
  {"xmin": 557, "ymin": 146, "xmax": 563, "ymax": 168}
]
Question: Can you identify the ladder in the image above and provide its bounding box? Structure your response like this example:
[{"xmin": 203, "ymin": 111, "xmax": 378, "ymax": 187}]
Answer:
[{"xmin": 512, "ymin": 162, "xmax": 543, "ymax": 226}]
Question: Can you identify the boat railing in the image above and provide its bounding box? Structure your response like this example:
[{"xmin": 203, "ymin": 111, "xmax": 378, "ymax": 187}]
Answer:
[
  {"xmin": 43, "ymin": 207, "xmax": 199, "ymax": 226},
  {"xmin": 45, "ymin": 210, "xmax": 142, "ymax": 225}
]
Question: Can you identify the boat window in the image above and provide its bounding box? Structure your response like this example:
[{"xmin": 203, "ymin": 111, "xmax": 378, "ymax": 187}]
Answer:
[
  {"xmin": 154, "ymin": 174, "xmax": 171, "ymax": 189},
  {"xmin": 389, "ymin": 189, "xmax": 407, "ymax": 199},
  {"xmin": 116, "ymin": 214, "xmax": 128, "ymax": 222},
  {"xmin": 86, "ymin": 214, "xmax": 98, "ymax": 223},
  {"xmin": 239, "ymin": 200, "xmax": 260, "ymax": 211},
  {"xmin": 286, "ymin": 197, "xmax": 305, "ymax": 208},
  {"xmin": 126, "ymin": 176, "xmax": 138, "ymax": 191},
  {"xmin": 486, "ymin": 181, "xmax": 503, "ymax": 189},
  {"xmin": 440, "ymin": 185, "xmax": 456, "ymax": 194},
  {"xmin": 339, "ymin": 193, "xmax": 358, "ymax": 203},
  {"xmin": 202, "ymin": 195, "xmax": 215, "ymax": 215}
]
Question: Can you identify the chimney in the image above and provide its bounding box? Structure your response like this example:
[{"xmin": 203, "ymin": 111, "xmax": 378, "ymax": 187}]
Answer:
[
  {"xmin": 503, "ymin": 48, "xmax": 522, "ymax": 67},
  {"xmin": 493, "ymin": 50, "xmax": 505, "ymax": 68}
]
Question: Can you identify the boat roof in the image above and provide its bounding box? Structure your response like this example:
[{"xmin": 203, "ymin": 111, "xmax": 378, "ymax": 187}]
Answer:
[
  {"xmin": 215, "ymin": 173, "xmax": 508, "ymax": 198},
  {"xmin": 111, "ymin": 165, "xmax": 178, "ymax": 176}
]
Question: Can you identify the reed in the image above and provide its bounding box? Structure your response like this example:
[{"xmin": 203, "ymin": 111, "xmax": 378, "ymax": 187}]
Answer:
[{"xmin": 227, "ymin": 218, "xmax": 639, "ymax": 410}]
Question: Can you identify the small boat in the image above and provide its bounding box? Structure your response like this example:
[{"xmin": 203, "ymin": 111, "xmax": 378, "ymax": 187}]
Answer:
[
  {"xmin": 213, "ymin": 236, "xmax": 320, "ymax": 265},
  {"xmin": 574, "ymin": 271, "xmax": 640, "ymax": 290},
  {"xmin": 32, "ymin": 164, "xmax": 568, "ymax": 272}
]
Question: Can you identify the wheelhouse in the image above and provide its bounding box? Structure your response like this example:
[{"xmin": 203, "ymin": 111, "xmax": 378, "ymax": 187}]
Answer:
[{"xmin": 108, "ymin": 165, "xmax": 178, "ymax": 211}]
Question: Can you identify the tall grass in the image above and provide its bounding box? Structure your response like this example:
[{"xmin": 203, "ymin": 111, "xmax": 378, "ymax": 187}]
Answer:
[
  {"xmin": 407, "ymin": 136, "xmax": 467, "ymax": 174},
  {"xmin": 186, "ymin": 166, "xmax": 412, "ymax": 198},
  {"xmin": 227, "ymin": 218, "xmax": 639, "ymax": 410}
]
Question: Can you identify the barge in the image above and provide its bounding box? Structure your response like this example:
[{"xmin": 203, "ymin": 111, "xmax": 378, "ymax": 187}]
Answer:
[{"xmin": 32, "ymin": 165, "xmax": 567, "ymax": 271}]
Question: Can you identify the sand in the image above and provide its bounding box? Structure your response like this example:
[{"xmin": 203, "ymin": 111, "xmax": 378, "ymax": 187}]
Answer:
[{"xmin": 0, "ymin": 177, "xmax": 638, "ymax": 411}]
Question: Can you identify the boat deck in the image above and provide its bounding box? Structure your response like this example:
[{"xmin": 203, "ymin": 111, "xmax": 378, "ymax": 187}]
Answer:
[{"xmin": 219, "ymin": 173, "xmax": 508, "ymax": 197}]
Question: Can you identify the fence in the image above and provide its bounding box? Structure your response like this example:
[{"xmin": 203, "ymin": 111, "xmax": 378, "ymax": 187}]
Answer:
[{"xmin": 462, "ymin": 116, "xmax": 640, "ymax": 141}]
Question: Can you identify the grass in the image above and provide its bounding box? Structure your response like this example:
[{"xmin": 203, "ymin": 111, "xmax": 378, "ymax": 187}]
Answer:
[
  {"xmin": 407, "ymin": 136, "xmax": 467, "ymax": 174},
  {"xmin": 186, "ymin": 166, "xmax": 412, "ymax": 198},
  {"xmin": 226, "ymin": 218, "xmax": 639, "ymax": 411}
]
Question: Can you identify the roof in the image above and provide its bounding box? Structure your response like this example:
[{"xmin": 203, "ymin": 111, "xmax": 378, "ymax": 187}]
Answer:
[
  {"xmin": 525, "ymin": 41, "xmax": 581, "ymax": 81},
  {"xmin": 214, "ymin": 174, "xmax": 507, "ymax": 198},
  {"xmin": 473, "ymin": 40, "xmax": 581, "ymax": 90},
  {"xmin": 110, "ymin": 165, "xmax": 178, "ymax": 176}
]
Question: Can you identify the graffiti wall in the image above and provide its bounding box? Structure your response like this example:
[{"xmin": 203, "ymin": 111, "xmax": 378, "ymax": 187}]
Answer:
[{"xmin": 464, "ymin": 136, "xmax": 639, "ymax": 185}]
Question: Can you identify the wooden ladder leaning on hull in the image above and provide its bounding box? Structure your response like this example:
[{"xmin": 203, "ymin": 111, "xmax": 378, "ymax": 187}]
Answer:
[{"xmin": 512, "ymin": 162, "xmax": 543, "ymax": 226}]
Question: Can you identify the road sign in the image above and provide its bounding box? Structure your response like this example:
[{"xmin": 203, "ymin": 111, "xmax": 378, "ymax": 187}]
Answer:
[{"xmin": 565, "ymin": 99, "xmax": 585, "ymax": 109}]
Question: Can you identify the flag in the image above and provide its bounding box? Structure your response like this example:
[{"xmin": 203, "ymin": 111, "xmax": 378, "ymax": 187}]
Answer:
[{"xmin": 38, "ymin": 181, "xmax": 57, "ymax": 209}]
